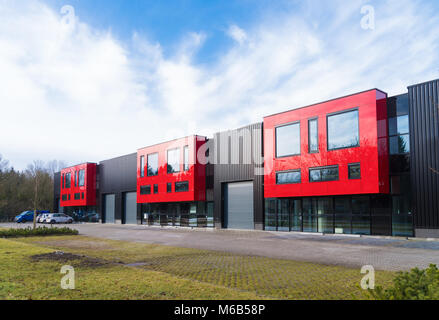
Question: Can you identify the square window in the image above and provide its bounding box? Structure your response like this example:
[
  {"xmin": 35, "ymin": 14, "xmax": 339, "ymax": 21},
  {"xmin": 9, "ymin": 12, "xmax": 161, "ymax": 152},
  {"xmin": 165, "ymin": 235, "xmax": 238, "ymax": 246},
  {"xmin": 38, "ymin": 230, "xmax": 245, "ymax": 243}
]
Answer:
[
  {"xmin": 140, "ymin": 186, "xmax": 151, "ymax": 195},
  {"xmin": 327, "ymin": 109, "xmax": 359, "ymax": 150},
  {"xmin": 276, "ymin": 122, "xmax": 300, "ymax": 157},
  {"xmin": 348, "ymin": 164, "xmax": 361, "ymax": 180}
]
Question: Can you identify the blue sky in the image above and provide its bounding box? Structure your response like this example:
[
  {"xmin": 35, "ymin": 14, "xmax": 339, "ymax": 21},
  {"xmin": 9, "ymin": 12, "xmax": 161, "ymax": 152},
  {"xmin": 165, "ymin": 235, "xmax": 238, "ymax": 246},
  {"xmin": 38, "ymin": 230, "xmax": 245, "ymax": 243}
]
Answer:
[{"xmin": 0, "ymin": 0, "xmax": 438, "ymax": 170}]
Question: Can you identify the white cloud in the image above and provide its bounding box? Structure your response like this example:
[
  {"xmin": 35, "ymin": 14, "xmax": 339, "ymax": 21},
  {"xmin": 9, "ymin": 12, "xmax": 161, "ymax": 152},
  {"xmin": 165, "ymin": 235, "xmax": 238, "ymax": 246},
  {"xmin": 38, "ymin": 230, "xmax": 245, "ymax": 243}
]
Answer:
[
  {"xmin": 0, "ymin": 0, "xmax": 439, "ymax": 170},
  {"xmin": 227, "ymin": 25, "xmax": 247, "ymax": 45}
]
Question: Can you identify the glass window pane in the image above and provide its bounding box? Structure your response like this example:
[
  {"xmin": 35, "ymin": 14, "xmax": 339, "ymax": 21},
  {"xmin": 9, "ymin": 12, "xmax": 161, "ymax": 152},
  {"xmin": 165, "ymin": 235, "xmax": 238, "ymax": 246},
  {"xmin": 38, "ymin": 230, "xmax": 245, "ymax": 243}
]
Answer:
[
  {"xmin": 140, "ymin": 156, "xmax": 145, "ymax": 177},
  {"xmin": 167, "ymin": 183, "xmax": 172, "ymax": 193},
  {"xmin": 175, "ymin": 181, "xmax": 189, "ymax": 192},
  {"xmin": 322, "ymin": 166, "xmax": 339, "ymax": 181},
  {"xmin": 309, "ymin": 169, "xmax": 321, "ymax": 182},
  {"xmin": 317, "ymin": 198, "xmax": 333, "ymax": 215},
  {"xmin": 308, "ymin": 119, "xmax": 318, "ymax": 153},
  {"xmin": 147, "ymin": 153, "xmax": 158, "ymax": 176},
  {"xmin": 140, "ymin": 185, "xmax": 151, "ymax": 195},
  {"xmin": 276, "ymin": 170, "xmax": 301, "ymax": 184},
  {"xmin": 167, "ymin": 149, "xmax": 180, "ymax": 174},
  {"xmin": 65, "ymin": 173, "xmax": 71, "ymax": 188},
  {"xmin": 183, "ymin": 146, "xmax": 189, "ymax": 171},
  {"xmin": 277, "ymin": 199, "xmax": 290, "ymax": 232},
  {"xmin": 327, "ymin": 110, "xmax": 359, "ymax": 150},
  {"xmin": 335, "ymin": 197, "xmax": 351, "ymax": 214},
  {"xmin": 352, "ymin": 196, "xmax": 370, "ymax": 215},
  {"xmin": 265, "ymin": 199, "xmax": 277, "ymax": 231},
  {"xmin": 390, "ymin": 135, "xmax": 410, "ymax": 155},
  {"xmin": 318, "ymin": 215, "xmax": 333, "ymax": 233},
  {"xmin": 352, "ymin": 216, "xmax": 371, "ymax": 235},
  {"xmin": 335, "ymin": 215, "xmax": 351, "ymax": 234},
  {"xmin": 303, "ymin": 215, "xmax": 317, "ymax": 232},
  {"xmin": 276, "ymin": 122, "xmax": 300, "ymax": 157},
  {"xmin": 78, "ymin": 170, "xmax": 85, "ymax": 187},
  {"xmin": 348, "ymin": 164, "xmax": 361, "ymax": 179}
]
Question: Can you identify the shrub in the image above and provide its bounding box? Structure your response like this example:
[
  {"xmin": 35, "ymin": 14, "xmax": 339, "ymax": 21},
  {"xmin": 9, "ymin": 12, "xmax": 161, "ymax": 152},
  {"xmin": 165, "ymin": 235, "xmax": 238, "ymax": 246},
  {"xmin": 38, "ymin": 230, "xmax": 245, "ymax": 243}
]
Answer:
[
  {"xmin": 0, "ymin": 226, "xmax": 78, "ymax": 238},
  {"xmin": 370, "ymin": 264, "xmax": 439, "ymax": 300}
]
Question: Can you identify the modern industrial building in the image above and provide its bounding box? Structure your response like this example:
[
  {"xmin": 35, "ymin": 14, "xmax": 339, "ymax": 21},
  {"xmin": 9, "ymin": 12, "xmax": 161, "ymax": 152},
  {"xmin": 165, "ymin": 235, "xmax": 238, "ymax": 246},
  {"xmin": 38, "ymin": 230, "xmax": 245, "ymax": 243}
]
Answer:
[{"xmin": 54, "ymin": 78, "xmax": 439, "ymax": 238}]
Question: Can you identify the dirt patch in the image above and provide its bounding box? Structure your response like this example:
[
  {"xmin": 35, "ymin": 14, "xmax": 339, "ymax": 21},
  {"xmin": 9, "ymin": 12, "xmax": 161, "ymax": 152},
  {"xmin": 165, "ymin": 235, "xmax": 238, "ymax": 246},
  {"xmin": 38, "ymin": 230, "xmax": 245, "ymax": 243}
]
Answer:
[
  {"xmin": 30, "ymin": 251, "xmax": 110, "ymax": 268},
  {"xmin": 35, "ymin": 239, "xmax": 114, "ymax": 250}
]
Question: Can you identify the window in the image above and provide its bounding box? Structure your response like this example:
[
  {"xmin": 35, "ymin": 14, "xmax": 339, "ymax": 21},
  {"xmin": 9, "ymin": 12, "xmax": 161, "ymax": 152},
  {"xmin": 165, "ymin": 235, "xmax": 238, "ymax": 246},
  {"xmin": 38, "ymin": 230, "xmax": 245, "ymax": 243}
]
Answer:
[
  {"xmin": 140, "ymin": 156, "xmax": 145, "ymax": 177},
  {"xmin": 147, "ymin": 153, "xmax": 158, "ymax": 176},
  {"xmin": 308, "ymin": 118, "xmax": 318, "ymax": 153},
  {"xmin": 74, "ymin": 193, "xmax": 81, "ymax": 200},
  {"xmin": 140, "ymin": 186, "xmax": 151, "ymax": 195},
  {"xmin": 276, "ymin": 122, "xmax": 300, "ymax": 157},
  {"xmin": 183, "ymin": 146, "xmax": 189, "ymax": 171},
  {"xmin": 309, "ymin": 166, "xmax": 339, "ymax": 182},
  {"xmin": 389, "ymin": 114, "xmax": 410, "ymax": 155},
  {"xmin": 62, "ymin": 195, "xmax": 67, "ymax": 201},
  {"xmin": 74, "ymin": 171, "xmax": 77, "ymax": 187},
  {"xmin": 154, "ymin": 184, "xmax": 158, "ymax": 194},
  {"xmin": 167, "ymin": 183, "xmax": 172, "ymax": 193},
  {"xmin": 65, "ymin": 173, "xmax": 71, "ymax": 188},
  {"xmin": 78, "ymin": 170, "xmax": 85, "ymax": 187},
  {"xmin": 62, "ymin": 174, "xmax": 64, "ymax": 189},
  {"xmin": 175, "ymin": 181, "xmax": 189, "ymax": 192},
  {"xmin": 167, "ymin": 149, "xmax": 180, "ymax": 174},
  {"xmin": 327, "ymin": 109, "xmax": 359, "ymax": 150},
  {"xmin": 81, "ymin": 192, "xmax": 84, "ymax": 199},
  {"xmin": 276, "ymin": 170, "xmax": 301, "ymax": 184},
  {"xmin": 348, "ymin": 163, "xmax": 361, "ymax": 180}
]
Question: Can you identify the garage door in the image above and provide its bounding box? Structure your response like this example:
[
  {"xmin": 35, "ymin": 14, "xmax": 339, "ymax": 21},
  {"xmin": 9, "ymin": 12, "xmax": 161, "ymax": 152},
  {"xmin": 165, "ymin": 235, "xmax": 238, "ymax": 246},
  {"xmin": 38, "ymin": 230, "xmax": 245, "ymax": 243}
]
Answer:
[
  {"xmin": 225, "ymin": 181, "xmax": 254, "ymax": 230},
  {"xmin": 104, "ymin": 194, "xmax": 115, "ymax": 223},
  {"xmin": 123, "ymin": 192, "xmax": 137, "ymax": 225}
]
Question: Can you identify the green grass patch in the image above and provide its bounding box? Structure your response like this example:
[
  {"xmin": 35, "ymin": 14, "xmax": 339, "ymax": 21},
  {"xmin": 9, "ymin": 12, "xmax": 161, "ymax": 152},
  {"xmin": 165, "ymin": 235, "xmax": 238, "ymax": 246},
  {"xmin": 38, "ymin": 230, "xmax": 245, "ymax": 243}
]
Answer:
[
  {"xmin": 13, "ymin": 236, "xmax": 397, "ymax": 300},
  {"xmin": 0, "ymin": 238, "xmax": 266, "ymax": 300},
  {"xmin": 0, "ymin": 227, "xmax": 78, "ymax": 239}
]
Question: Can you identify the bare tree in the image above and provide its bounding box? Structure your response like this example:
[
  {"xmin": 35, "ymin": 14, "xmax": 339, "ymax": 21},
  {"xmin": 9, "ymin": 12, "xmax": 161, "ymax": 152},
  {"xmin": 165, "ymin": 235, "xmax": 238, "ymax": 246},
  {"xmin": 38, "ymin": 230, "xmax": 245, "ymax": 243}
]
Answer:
[
  {"xmin": 26, "ymin": 160, "xmax": 46, "ymax": 230},
  {"xmin": 0, "ymin": 154, "xmax": 9, "ymax": 172}
]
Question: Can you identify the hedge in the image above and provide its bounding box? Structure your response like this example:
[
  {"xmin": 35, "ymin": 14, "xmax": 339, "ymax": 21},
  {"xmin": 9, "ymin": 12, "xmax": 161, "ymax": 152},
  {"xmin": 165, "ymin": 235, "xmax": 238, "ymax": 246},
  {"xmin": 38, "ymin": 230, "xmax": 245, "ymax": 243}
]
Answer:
[{"xmin": 0, "ymin": 226, "xmax": 79, "ymax": 238}]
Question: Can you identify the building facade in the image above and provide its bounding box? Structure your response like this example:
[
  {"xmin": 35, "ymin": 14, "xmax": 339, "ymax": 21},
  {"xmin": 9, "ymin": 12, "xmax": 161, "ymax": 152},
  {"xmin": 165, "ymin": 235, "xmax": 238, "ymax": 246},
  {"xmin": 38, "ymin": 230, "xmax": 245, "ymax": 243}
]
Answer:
[{"xmin": 54, "ymin": 78, "xmax": 439, "ymax": 238}]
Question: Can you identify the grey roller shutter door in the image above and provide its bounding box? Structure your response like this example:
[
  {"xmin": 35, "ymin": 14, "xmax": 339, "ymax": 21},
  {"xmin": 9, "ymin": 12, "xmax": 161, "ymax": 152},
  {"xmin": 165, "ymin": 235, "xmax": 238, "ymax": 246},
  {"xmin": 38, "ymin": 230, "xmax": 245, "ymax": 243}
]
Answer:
[
  {"xmin": 225, "ymin": 181, "xmax": 254, "ymax": 230},
  {"xmin": 124, "ymin": 192, "xmax": 137, "ymax": 225},
  {"xmin": 104, "ymin": 194, "xmax": 115, "ymax": 223}
]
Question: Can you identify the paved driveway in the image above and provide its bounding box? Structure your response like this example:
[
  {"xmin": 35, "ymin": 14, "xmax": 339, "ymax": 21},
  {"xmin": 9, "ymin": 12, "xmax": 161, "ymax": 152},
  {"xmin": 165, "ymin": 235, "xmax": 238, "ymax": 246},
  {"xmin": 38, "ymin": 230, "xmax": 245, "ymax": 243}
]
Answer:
[{"xmin": 3, "ymin": 222, "xmax": 439, "ymax": 271}]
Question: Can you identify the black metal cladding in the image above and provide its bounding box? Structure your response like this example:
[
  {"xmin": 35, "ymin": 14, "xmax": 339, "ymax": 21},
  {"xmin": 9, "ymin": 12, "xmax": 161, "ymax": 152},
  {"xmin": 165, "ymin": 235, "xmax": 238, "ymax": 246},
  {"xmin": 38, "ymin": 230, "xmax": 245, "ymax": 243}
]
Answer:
[
  {"xmin": 212, "ymin": 123, "xmax": 264, "ymax": 230},
  {"xmin": 98, "ymin": 153, "xmax": 139, "ymax": 223},
  {"xmin": 53, "ymin": 172, "xmax": 61, "ymax": 212},
  {"xmin": 409, "ymin": 79, "xmax": 439, "ymax": 229}
]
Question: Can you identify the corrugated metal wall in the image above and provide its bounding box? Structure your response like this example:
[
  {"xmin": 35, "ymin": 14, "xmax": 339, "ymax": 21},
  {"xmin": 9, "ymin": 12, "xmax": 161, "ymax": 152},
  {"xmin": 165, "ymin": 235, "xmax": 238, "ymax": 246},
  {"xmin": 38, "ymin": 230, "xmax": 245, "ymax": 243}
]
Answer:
[
  {"xmin": 99, "ymin": 153, "xmax": 139, "ymax": 223},
  {"xmin": 213, "ymin": 123, "xmax": 264, "ymax": 229},
  {"xmin": 409, "ymin": 79, "xmax": 439, "ymax": 229},
  {"xmin": 53, "ymin": 172, "xmax": 61, "ymax": 212}
]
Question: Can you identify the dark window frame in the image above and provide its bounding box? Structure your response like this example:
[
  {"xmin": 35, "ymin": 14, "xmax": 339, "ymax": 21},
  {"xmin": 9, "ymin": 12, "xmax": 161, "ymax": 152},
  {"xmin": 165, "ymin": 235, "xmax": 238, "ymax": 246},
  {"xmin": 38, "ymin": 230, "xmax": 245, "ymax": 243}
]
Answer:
[
  {"xmin": 276, "ymin": 169, "xmax": 302, "ymax": 185},
  {"xmin": 309, "ymin": 165, "xmax": 339, "ymax": 183},
  {"xmin": 308, "ymin": 117, "xmax": 319, "ymax": 154},
  {"xmin": 167, "ymin": 183, "xmax": 172, "ymax": 193},
  {"xmin": 140, "ymin": 156, "xmax": 145, "ymax": 177},
  {"xmin": 348, "ymin": 163, "xmax": 361, "ymax": 180},
  {"xmin": 140, "ymin": 185, "xmax": 151, "ymax": 195},
  {"xmin": 154, "ymin": 184, "xmax": 159, "ymax": 194},
  {"xmin": 175, "ymin": 181, "xmax": 189, "ymax": 193},
  {"xmin": 65, "ymin": 173, "xmax": 71, "ymax": 189},
  {"xmin": 388, "ymin": 114, "xmax": 410, "ymax": 155},
  {"xmin": 275, "ymin": 121, "xmax": 301, "ymax": 158},
  {"xmin": 326, "ymin": 108, "xmax": 360, "ymax": 151}
]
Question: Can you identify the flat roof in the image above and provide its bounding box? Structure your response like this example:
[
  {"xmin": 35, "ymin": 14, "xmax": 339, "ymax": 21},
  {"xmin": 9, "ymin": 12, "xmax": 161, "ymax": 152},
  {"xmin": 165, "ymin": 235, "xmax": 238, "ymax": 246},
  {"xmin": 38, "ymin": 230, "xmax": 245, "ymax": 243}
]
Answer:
[
  {"xmin": 263, "ymin": 88, "xmax": 387, "ymax": 119},
  {"xmin": 137, "ymin": 134, "xmax": 207, "ymax": 151}
]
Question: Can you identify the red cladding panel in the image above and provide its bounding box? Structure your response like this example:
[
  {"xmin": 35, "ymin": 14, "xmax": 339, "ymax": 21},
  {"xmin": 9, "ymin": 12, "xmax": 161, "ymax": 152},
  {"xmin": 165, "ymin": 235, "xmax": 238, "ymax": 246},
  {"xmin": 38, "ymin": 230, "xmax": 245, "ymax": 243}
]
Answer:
[
  {"xmin": 137, "ymin": 136, "xmax": 207, "ymax": 203},
  {"xmin": 263, "ymin": 89, "xmax": 389, "ymax": 198},
  {"xmin": 60, "ymin": 163, "xmax": 97, "ymax": 207}
]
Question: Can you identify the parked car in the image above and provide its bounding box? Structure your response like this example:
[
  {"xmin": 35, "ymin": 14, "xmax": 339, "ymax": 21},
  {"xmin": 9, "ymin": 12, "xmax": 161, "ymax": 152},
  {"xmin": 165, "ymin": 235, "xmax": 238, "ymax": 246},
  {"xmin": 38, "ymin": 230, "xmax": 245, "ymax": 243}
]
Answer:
[
  {"xmin": 37, "ymin": 213, "xmax": 51, "ymax": 223},
  {"xmin": 15, "ymin": 210, "xmax": 50, "ymax": 223},
  {"xmin": 44, "ymin": 213, "xmax": 73, "ymax": 224}
]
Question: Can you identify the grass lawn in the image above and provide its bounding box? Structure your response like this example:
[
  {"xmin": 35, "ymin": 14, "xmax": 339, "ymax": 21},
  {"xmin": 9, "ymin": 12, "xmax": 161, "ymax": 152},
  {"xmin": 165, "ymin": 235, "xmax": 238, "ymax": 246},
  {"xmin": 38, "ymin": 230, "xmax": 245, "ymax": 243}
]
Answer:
[{"xmin": 1, "ymin": 235, "xmax": 396, "ymax": 300}]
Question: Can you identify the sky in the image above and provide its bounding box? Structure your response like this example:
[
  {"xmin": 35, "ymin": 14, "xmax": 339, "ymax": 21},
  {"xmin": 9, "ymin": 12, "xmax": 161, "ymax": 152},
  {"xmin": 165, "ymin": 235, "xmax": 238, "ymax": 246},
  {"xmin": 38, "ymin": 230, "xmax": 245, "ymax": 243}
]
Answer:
[{"xmin": 0, "ymin": 0, "xmax": 438, "ymax": 170}]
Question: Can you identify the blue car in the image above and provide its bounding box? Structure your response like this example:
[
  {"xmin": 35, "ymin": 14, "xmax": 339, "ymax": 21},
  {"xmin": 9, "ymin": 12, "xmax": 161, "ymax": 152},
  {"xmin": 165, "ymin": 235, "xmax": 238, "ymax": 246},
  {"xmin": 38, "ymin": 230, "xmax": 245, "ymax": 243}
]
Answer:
[{"xmin": 15, "ymin": 210, "xmax": 50, "ymax": 223}]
